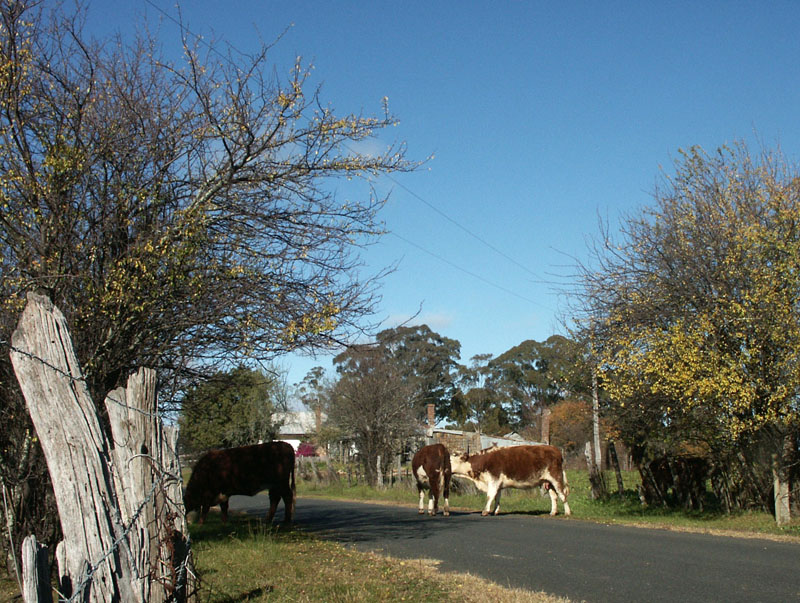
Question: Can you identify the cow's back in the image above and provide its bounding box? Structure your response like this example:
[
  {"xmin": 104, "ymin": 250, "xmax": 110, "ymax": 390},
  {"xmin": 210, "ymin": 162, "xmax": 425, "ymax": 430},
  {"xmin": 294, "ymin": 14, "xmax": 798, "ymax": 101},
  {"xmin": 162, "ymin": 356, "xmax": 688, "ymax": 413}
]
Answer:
[
  {"xmin": 186, "ymin": 441, "xmax": 295, "ymax": 501},
  {"xmin": 412, "ymin": 443, "xmax": 449, "ymax": 475},
  {"xmin": 470, "ymin": 445, "xmax": 563, "ymax": 481}
]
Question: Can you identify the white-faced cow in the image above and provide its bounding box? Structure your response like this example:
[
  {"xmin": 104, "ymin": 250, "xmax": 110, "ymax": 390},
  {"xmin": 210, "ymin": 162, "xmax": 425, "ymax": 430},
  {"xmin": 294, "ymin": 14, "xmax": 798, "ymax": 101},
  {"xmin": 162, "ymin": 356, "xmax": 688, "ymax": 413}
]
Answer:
[
  {"xmin": 412, "ymin": 443, "xmax": 452, "ymax": 516},
  {"xmin": 184, "ymin": 441, "xmax": 296, "ymax": 524},
  {"xmin": 449, "ymin": 445, "xmax": 571, "ymax": 516}
]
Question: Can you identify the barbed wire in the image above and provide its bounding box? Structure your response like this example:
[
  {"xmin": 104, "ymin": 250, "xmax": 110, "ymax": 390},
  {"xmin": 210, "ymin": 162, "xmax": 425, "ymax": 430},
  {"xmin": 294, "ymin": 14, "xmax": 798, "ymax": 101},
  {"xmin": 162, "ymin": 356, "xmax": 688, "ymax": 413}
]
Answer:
[
  {"xmin": 5, "ymin": 339, "xmax": 196, "ymax": 602},
  {"xmin": 59, "ymin": 459, "xmax": 193, "ymax": 603},
  {"xmin": 2, "ymin": 338, "xmax": 163, "ymax": 420}
]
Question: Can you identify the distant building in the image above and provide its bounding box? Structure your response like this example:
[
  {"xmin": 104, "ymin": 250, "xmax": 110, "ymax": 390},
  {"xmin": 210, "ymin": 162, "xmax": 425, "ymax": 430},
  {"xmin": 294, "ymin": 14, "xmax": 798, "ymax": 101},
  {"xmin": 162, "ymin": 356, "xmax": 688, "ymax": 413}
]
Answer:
[
  {"xmin": 274, "ymin": 408, "xmax": 326, "ymax": 455},
  {"xmin": 421, "ymin": 403, "xmax": 542, "ymax": 455},
  {"xmin": 430, "ymin": 428, "xmax": 542, "ymax": 455}
]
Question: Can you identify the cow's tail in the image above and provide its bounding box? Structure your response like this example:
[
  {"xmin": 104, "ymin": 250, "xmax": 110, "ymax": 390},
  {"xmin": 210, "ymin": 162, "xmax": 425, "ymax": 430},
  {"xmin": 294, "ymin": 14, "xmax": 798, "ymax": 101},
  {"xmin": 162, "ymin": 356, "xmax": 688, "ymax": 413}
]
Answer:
[{"xmin": 561, "ymin": 465, "xmax": 570, "ymax": 497}]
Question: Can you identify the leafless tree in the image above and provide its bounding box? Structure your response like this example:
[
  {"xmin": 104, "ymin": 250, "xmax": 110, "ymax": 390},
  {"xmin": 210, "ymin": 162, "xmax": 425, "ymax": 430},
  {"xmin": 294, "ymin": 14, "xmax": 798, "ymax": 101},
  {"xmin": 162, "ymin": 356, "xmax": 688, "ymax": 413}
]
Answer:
[
  {"xmin": 328, "ymin": 346, "xmax": 419, "ymax": 485},
  {"xmin": 0, "ymin": 0, "xmax": 416, "ymax": 573}
]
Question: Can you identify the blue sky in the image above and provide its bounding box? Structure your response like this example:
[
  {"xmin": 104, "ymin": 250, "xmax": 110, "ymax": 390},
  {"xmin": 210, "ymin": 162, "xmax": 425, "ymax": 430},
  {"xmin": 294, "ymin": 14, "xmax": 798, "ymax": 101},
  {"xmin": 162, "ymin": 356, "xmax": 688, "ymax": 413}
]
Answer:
[{"xmin": 90, "ymin": 1, "xmax": 800, "ymax": 392}]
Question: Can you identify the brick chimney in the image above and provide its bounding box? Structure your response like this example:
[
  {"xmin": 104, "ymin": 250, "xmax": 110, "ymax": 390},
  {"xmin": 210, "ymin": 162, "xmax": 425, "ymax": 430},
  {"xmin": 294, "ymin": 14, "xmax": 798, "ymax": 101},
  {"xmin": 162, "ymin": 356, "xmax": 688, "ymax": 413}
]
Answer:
[
  {"xmin": 426, "ymin": 403, "xmax": 435, "ymax": 443},
  {"xmin": 541, "ymin": 407, "xmax": 551, "ymax": 445}
]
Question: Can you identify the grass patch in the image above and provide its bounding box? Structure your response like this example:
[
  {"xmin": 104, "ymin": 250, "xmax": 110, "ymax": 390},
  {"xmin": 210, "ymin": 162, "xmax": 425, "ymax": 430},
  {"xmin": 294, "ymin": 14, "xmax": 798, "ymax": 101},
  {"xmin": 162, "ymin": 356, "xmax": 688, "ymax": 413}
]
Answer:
[
  {"xmin": 189, "ymin": 514, "xmax": 568, "ymax": 602},
  {"xmin": 1, "ymin": 575, "xmax": 19, "ymax": 601}
]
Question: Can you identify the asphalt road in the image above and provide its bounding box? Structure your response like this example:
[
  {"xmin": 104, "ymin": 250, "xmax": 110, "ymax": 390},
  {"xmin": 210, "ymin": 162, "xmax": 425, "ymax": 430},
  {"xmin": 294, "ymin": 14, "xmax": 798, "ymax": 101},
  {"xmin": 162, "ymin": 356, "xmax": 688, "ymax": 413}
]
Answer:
[{"xmin": 229, "ymin": 495, "xmax": 800, "ymax": 603}]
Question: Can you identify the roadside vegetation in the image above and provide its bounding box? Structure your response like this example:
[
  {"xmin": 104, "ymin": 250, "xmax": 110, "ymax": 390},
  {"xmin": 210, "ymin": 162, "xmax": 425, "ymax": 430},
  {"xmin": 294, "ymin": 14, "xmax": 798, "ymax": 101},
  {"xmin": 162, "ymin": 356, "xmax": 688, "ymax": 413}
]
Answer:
[
  {"xmin": 298, "ymin": 468, "xmax": 800, "ymax": 540},
  {"xmin": 3, "ymin": 470, "xmax": 796, "ymax": 602}
]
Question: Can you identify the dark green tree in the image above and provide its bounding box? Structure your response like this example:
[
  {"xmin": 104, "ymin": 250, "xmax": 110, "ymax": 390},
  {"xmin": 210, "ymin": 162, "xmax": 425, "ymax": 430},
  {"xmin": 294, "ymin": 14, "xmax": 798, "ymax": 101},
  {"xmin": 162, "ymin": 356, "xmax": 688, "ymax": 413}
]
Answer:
[
  {"xmin": 374, "ymin": 325, "xmax": 461, "ymax": 422},
  {"xmin": 178, "ymin": 366, "xmax": 282, "ymax": 454},
  {"xmin": 488, "ymin": 335, "xmax": 591, "ymax": 431}
]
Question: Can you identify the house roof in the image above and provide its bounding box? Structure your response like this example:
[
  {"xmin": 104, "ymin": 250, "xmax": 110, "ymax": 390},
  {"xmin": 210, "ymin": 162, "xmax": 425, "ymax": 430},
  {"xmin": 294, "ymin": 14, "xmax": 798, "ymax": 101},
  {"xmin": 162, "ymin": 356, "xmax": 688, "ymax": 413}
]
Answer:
[
  {"xmin": 274, "ymin": 410, "xmax": 325, "ymax": 435},
  {"xmin": 431, "ymin": 427, "xmax": 542, "ymax": 449}
]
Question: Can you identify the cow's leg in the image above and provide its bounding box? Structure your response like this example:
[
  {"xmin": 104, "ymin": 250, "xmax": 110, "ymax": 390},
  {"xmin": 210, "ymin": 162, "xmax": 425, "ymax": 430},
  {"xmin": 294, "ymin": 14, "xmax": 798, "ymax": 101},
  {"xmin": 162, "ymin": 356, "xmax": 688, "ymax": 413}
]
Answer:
[
  {"xmin": 547, "ymin": 487, "xmax": 559, "ymax": 515},
  {"xmin": 417, "ymin": 485, "xmax": 426, "ymax": 514},
  {"xmin": 559, "ymin": 487, "xmax": 571, "ymax": 516},
  {"xmin": 199, "ymin": 504, "xmax": 210, "ymax": 525},
  {"xmin": 282, "ymin": 486, "xmax": 294, "ymax": 523},
  {"xmin": 493, "ymin": 489, "xmax": 502, "ymax": 515},
  {"xmin": 483, "ymin": 481, "xmax": 500, "ymax": 516},
  {"xmin": 442, "ymin": 473, "xmax": 451, "ymax": 516},
  {"xmin": 266, "ymin": 488, "xmax": 280, "ymax": 523},
  {"xmin": 218, "ymin": 495, "xmax": 230, "ymax": 522},
  {"xmin": 548, "ymin": 483, "xmax": 571, "ymax": 515},
  {"xmin": 429, "ymin": 469, "xmax": 441, "ymax": 516}
]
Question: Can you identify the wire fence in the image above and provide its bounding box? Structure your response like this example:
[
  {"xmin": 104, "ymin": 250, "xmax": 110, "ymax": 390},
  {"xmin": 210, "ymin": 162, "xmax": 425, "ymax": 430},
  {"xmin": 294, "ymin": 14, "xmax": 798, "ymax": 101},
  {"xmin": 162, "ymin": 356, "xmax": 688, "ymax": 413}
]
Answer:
[{"xmin": 8, "ymin": 293, "xmax": 197, "ymax": 603}]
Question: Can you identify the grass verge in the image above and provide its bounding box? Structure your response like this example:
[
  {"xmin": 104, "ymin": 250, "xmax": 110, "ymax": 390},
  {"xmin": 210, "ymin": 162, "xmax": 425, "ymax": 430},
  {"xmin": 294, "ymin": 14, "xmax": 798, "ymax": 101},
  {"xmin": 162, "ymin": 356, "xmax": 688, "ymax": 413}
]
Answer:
[{"xmin": 189, "ymin": 515, "xmax": 568, "ymax": 603}]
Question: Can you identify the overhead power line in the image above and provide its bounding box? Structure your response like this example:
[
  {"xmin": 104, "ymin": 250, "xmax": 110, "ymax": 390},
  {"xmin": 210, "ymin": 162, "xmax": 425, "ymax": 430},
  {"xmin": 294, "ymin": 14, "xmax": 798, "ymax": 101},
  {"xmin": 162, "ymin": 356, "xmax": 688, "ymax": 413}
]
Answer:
[
  {"xmin": 389, "ymin": 231, "xmax": 550, "ymax": 309},
  {"xmin": 140, "ymin": 0, "xmax": 550, "ymax": 310},
  {"xmin": 383, "ymin": 172, "xmax": 543, "ymax": 280}
]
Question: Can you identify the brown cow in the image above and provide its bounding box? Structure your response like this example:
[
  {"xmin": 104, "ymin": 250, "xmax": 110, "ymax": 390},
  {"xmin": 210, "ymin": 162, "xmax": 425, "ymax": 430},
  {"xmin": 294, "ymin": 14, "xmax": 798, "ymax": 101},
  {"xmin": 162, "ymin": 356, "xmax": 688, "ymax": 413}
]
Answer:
[
  {"xmin": 450, "ymin": 445, "xmax": 571, "ymax": 516},
  {"xmin": 184, "ymin": 441, "xmax": 296, "ymax": 524},
  {"xmin": 412, "ymin": 443, "xmax": 452, "ymax": 516}
]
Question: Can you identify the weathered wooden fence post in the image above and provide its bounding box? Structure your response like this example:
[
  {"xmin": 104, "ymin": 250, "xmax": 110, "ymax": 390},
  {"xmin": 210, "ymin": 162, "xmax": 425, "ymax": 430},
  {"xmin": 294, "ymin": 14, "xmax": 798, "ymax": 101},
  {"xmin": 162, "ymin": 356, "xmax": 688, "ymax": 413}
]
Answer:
[
  {"xmin": 10, "ymin": 291, "xmax": 193, "ymax": 602},
  {"xmin": 21, "ymin": 536, "xmax": 51, "ymax": 603}
]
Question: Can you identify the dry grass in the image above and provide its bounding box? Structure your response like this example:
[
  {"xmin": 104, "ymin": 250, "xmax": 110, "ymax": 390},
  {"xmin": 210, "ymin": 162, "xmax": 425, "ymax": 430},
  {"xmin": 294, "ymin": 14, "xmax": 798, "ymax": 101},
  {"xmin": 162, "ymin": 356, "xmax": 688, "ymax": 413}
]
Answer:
[{"xmin": 188, "ymin": 516, "xmax": 572, "ymax": 602}]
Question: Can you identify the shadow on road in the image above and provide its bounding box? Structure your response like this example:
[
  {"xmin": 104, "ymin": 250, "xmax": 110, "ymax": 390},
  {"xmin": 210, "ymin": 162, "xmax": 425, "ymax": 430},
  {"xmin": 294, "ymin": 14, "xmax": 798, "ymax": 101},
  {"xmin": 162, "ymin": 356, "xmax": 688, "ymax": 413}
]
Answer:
[{"xmin": 234, "ymin": 496, "xmax": 474, "ymax": 544}]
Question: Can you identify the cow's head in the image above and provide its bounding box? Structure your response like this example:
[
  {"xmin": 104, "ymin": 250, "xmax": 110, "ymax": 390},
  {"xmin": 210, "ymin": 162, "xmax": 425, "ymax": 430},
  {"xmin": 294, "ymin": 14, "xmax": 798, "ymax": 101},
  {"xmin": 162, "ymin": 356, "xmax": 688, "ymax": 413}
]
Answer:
[{"xmin": 449, "ymin": 451, "xmax": 472, "ymax": 476}]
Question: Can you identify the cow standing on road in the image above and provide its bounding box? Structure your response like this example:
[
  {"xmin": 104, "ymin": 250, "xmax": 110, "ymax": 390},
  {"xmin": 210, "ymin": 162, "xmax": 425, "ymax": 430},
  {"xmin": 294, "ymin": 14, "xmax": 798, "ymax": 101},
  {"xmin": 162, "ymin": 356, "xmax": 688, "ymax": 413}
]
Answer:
[
  {"xmin": 450, "ymin": 445, "xmax": 571, "ymax": 516},
  {"xmin": 412, "ymin": 443, "xmax": 452, "ymax": 516},
  {"xmin": 184, "ymin": 441, "xmax": 296, "ymax": 524}
]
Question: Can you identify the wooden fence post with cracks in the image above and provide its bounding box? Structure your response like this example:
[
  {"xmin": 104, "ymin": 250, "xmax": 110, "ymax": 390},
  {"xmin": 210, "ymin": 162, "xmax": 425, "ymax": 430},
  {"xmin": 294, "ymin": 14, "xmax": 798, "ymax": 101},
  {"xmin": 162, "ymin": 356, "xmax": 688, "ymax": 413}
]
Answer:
[{"xmin": 10, "ymin": 291, "xmax": 194, "ymax": 602}]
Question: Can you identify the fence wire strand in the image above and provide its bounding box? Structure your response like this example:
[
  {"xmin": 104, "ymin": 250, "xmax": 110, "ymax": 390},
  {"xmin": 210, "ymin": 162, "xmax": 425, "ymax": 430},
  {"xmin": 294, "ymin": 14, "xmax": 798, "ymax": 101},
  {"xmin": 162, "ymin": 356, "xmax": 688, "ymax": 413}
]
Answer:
[{"xmin": 6, "ymin": 337, "xmax": 195, "ymax": 603}]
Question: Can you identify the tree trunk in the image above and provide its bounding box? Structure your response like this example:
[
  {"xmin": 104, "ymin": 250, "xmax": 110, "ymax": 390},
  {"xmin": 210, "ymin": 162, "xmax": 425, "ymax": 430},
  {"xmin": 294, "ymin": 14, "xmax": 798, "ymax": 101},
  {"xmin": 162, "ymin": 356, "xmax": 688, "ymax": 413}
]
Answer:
[
  {"xmin": 10, "ymin": 292, "xmax": 193, "ymax": 602},
  {"xmin": 395, "ymin": 454, "xmax": 402, "ymax": 486},
  {"xmin": 584, "ymin": 441, "xmax": 606, "ymax": 500},
  {"xmin": 541, "ymin": 407, "xmax": 551, "ymax": 445},
  {"xmin": 591, "ymin": 368, "xmax": 602, "ymax": 467},
  {"xmin": 772, "ymin": 433, "xmax": 793, "ymax": 526},
  {"xmin": 608, "ymin": 440, "xmax": 625, "ymax": 496}
]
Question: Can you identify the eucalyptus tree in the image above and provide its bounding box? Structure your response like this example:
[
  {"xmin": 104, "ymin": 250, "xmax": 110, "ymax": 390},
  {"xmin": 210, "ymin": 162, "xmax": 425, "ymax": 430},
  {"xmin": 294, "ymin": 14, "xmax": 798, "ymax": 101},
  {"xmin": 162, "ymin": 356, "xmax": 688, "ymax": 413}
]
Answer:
[
  {"xmin": 487, "ymin": 335, "xmax": 591, "ymax": 431},
  {"xmin": 375, "ymin": 324, "xmax": 461, "ymax": 422},
  {"xmin": 448, "ymin": 353, "xmax": 510, "ymax": 433}
]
